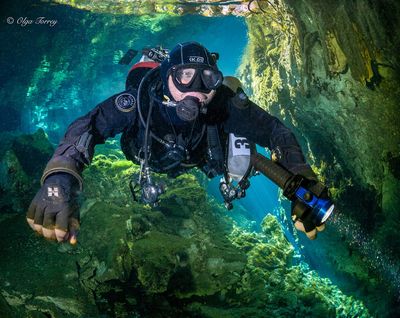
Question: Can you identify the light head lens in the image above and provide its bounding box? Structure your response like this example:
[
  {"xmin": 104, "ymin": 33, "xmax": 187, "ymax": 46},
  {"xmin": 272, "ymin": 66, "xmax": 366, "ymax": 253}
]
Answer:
[{"xmin": 321, "ymin": 203, "xmax": 334, "ymax": 223}]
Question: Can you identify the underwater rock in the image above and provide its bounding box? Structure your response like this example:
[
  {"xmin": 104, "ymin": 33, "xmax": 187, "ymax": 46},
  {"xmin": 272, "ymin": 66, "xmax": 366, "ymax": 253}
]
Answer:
[
  {"xmin": 237, "ymin": 1, "xmax": 400, "ymax": 315},
  {"xmin": 0, "ymin": 129, "xmax": 53, "ymax": 215},
  {"xmin": 81, "ymin": 155, "xmax": 369, "ymax": 317},
  {"xmin": 79, "ymin": 154, "xmax": 248, "ymax": 302},
  {"xmin": 0, "ymin": 152, "xmax": 372, "ymax": 317},
  {"xmin": 228, "ymin": 215, "xmax": 371, "ymax": 318},
  {"xmin": 0, "ymin": 212, "xmax": 95, "ymax": 317},
  {"xmin": 50, "ymin": 0, "xmax": 253, "ymax": 16}
]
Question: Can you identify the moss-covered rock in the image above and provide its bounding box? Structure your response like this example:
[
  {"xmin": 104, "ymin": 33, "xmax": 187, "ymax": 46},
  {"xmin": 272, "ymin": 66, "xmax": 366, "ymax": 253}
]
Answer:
[
  {"xmin": 236, "ymin": 1, "xmax": 400, "ymax": 315},
  {"xmin": 227, "ymin": 216, "xmax": 371, "ymax": 318},
  {"xmin": 50, "ymin": 0, "xmax": 252, "ymax": 16},
  {"xmin": 0, "ymin": 129, "xmax": 53, "ymax": 215},
  {"xmin": 80, "ymin": 154, "xmax": 248, "ymax": 301},
  {"xmin": 0, "ymin": 152, "xmax": 373, "ymax": 317}
]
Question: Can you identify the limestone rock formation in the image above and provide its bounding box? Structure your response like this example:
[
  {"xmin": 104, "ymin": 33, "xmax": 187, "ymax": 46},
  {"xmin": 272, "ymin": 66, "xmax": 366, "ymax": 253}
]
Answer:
[
  {"xmin": 0, "ymin": 151, "xmax": 371, "ymax": 317},
  {"xmin": 0, "ymin": 129, "xmax": 53, "ymax": 215},
  {"xmin": 1, "ymin": 0, "xmax": 400, "ymax": 316},
  {"xmin": 235, "ymin": 1, "xmax": 400, "ymax": 314}
]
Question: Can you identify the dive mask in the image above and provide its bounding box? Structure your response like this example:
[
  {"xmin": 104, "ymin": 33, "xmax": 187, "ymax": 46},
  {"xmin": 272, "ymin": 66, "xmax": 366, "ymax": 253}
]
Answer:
[{"xmin": 169, "ymin": 64, "xmax": 223, "ymax": 94}]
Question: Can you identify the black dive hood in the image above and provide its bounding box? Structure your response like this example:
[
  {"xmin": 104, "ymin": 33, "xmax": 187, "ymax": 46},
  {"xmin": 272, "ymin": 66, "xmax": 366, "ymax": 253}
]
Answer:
[{"xmin": 160, "ymin": 41, "xmax": 221, "ymax": 100}]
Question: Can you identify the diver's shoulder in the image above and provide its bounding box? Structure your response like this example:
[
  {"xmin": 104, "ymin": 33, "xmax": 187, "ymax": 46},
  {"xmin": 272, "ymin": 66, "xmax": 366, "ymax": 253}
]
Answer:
[
  {"xmin": 94, "ymin": 89, "xmax": 139, "ymax": 114},
  {"xmin": 218, "ymin": 83, "xmax": 236, "ymax": 98}
]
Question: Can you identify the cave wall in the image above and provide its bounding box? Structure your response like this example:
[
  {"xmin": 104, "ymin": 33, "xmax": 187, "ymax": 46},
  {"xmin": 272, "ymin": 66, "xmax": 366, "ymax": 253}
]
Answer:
[
  {"xmin": 50, "ymin": 0, "xmax": 252, "ymax": 16},
  {"xmin": 1, "ymin": 0, "xmax": 400, "ymax": 316},
  {"xmin": 6, "ymin": 0, "xmax": 400, "ymax": 295},
  {"xmin": 237, "ymin": 0, "xmax": 400, "ymax": 257}
]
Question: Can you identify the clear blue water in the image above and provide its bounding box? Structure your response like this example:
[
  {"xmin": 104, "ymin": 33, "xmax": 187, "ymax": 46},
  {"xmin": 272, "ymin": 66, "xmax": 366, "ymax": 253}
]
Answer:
[
  {"xmin": 2, "ymin": 3, "xmax": 285, "ymax": 269},
  {"xmin": 1, "ymin": 5, "xmax": 248, "ymax": 141},
  {"xmin": 2, "ymin": 4, "xmax": 398, "ymax": 316},
  {"xmin": 0, "ymin": 4, "xmax": 329, "ymax": 275}
]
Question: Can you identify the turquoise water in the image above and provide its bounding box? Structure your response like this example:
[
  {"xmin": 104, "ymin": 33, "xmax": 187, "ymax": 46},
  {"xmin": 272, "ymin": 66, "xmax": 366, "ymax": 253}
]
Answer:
[
  {"xmin": 0, "ymin": 0, "xmax": 361, "ymax": 278},
  {"xmin": 1, "ymin": 2, "xmax": 398, "ymax": 317},
  {"xmin": 1, "ymin": 2, "xmax": 248, "ymax": 142}
]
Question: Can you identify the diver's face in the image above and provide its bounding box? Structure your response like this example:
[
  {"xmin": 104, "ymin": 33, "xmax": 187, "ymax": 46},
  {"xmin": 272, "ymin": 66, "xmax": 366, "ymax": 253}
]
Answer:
[{"xmin": 167, "ymin": 75, "xmax": 216, "ymax": 104}]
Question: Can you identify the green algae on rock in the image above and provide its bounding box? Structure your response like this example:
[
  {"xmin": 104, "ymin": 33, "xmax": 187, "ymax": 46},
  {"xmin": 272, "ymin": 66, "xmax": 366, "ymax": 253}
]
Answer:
[
  {"xmin": 236, "ymin": 2, "xmax": 400, "ymax": 313},
  {"xmin": 50, "ymin": 0, "xmax": 253, "ymax": 16},
  {"xmin": 0, "ymin": 129, "xmax": 53, "ymax": 215},
  {"xmin": 80, "ymin": 153, "xmax": 371, "ymax": 317},
  {"xmin": 228, "ymin": 215, "xmax": 371, "ymax": 318},
  {"xmin": 0, "ymin": 146, "xmax": 373, "ymax": 317}
]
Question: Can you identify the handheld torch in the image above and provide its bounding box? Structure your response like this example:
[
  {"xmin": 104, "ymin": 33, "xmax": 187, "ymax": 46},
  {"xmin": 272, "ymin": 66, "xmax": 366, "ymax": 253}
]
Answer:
[{"xmin": 251, "ymin": 153, "xmax": 334, "ymax": 226}]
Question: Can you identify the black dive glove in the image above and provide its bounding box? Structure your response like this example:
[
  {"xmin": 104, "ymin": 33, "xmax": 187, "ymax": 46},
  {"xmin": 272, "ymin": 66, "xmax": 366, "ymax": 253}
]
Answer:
[{"xmin": 26, "ymin": 172, "xmax": 80, "ymax": 243}]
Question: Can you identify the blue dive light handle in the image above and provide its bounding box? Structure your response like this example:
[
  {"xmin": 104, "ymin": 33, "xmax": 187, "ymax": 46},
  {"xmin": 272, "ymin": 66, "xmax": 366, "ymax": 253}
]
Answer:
[
  {"xmin": 250, "ymin": 153, "xmax": 334, "ymax": 225},
  {"xmin": 296, "ymin": 186, "xmax": 318, "ymax": 207}
]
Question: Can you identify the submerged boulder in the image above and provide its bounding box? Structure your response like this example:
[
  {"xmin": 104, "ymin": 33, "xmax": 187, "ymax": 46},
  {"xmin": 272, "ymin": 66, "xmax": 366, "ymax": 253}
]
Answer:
[
  {"xmin": 0, "ymin": 129, "xmax": 53, "ymax": 215},
  {"xmin": 236, "ymin": 1, "xmax": 400, "ymax": 315},
  {"xmin": 0, "ymin": 151, "xmax": 372, "ymax": 317}
]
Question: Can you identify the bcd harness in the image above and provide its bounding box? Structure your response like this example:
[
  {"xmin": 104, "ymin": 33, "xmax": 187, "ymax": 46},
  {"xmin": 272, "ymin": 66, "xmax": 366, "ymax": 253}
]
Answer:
[{"xmin": 123, "ymin": 64, "xmax": 255, "ymax": 208}]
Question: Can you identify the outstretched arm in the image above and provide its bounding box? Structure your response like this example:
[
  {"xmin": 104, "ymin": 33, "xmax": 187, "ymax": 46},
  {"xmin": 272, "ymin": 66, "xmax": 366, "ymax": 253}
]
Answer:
[
  {"xmin": 41, "ymin": 91, "xmax": 137, "ymax": 189},
  {"xmin": 27, "ymin": 90, "xmax": 137, "ymax": 242}
]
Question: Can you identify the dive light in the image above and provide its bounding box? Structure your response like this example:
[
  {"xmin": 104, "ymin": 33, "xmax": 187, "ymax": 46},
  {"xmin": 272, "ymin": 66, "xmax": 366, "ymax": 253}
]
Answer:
[
  {"xmin": 251, "ymin": 153, "xmax": 334, "ymax": 226},
  {"xmin": 295, "ymin": 186, "xmax": 335, "ymax": 225}
]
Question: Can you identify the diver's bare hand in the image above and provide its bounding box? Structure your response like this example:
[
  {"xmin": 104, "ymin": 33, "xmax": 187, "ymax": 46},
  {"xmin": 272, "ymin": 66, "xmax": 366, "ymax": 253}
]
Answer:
[
  {"xmin": 26, "ymin": 173, "xmax": 80, "ymax": 244},
  {"xmin": 293, "ymin": 218, "xmax": 325, "ymax": 240}
]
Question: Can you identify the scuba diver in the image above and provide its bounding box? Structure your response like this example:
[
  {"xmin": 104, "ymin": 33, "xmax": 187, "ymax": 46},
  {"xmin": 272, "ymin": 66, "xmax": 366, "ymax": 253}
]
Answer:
[{"xmin": 26, "ymin": 42, "xmax": 330, "ymax": 245}]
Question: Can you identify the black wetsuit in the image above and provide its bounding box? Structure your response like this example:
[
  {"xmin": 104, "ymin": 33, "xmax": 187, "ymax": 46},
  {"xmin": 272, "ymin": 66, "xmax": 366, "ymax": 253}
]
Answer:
[{"xmin": 43, "ymin": 72, "xmax": 311, "ymax": 187}]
